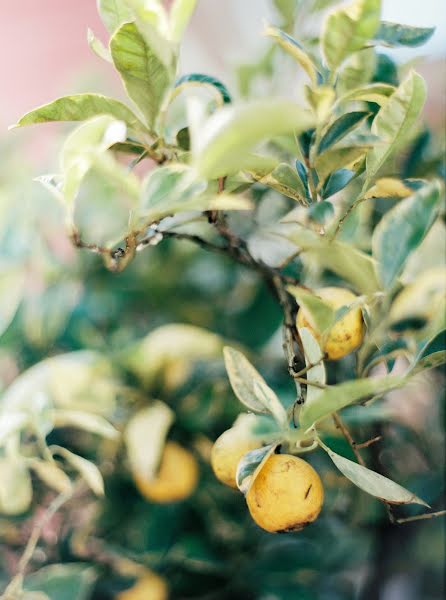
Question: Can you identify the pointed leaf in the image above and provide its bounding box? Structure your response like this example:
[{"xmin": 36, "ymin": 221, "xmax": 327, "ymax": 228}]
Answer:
[
  {"xmin": 318, "ymin": 111, "xmax": 370, "ymax": 153},
  {"xmin": 124, "ymin": 402, "xmax": 174, "ymax": 481},
  {"xmin": 366, "ymin": 71, "xmax": 426, "ymax": 180},
  {"xmin": 87, "ymin": 29, "xmax": 112, "ymax": 62},
  {"xmin": 110, "ymin": 21, "xmax": 172, "ymax": 128},
  {"xmin": 29, "ymin": 459, "xmax": 73, "ymax": 494},
  {"xmin": 338, "ymin": 83, "xmax": 395, "ymax": 106},
  {"xmin": 12, "ymin": 93, "xmax": 146, "ymax": 133},
  {"xmin": 372, "ymin": 181, "xmax": 442, "ymax": 288},
  {"xmin": 288, "ymin": 286, "xmax": 335, "ymax": 333},
  {"xmin": 322, "ymin": 0, "xmax": 381, "ymax": 70},
  {"xmin": 52, "ymin": 409, "xmax": 119, "ymax": 439},
  {"xmin": 322, "ymin": 168, "xmax": 355, "ymax": 198},
  {"xmin": 315, "ymin": 146, "xmax": 368, "ymax": 184},
  {"xmin": 253, "ymin": 380, "xmax": 287, "ymax": 427},
  {"xmin": 299, "ymin": 327, "xmax": 326, "ymax": 407},
  {"xmin": 97, "ymin": 0, "xmax": 132, "ymax": 33},
  {"xmin": 323, "ymin": 445, "xmax": 429, "ymax": 506},
  {"xmin": 300, "ymin": 374, "xmax": 405, "ymax": 430},
  {"xmin": 174, "ymin": 73, "xmax": 231, "ymax": 104},
  {"xmin": 254, "ymin": 162, "xmax": 309, "ymax": 204},
  {"xmin": 236, "ymin": 443, "xmax": 278, "ymax": 494},
  {"xmin": 411, "ymin": 351, "xmax": 446, "ymax": 376},
  {"xmin": 195, "ymin": 99, "xmax": 315, "ymax": 179},
  {"xmin": 372, "ymin": 21, "xmax": 435, "ymax": 48},
  {"xmin": 53, "ymin": 446, "xmax": 104, "ymax": 496},
  {"xmin": 265, "ymin": 26, "xmax": 319, "ymax": 85},
  {"xmin": 308, "ymin": 200, "xmax": 335, "ymax": 223},
  {"xmin": 169, "ymin": 0, "xmax": 197, "ymax": 42},
  {"xmin": 223, "ymin": 347, "xmax": 273, "ymax": 414}
]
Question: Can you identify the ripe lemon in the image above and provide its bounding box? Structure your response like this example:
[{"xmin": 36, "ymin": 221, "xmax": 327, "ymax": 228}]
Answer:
[
  {"xmin": 296, "ymin": 286, "xmax": 364, "ymax": 360},
  {"xmin": 134, "ymin": 441, "xmax": 198, "ymax": 503},
  {"xmin": 246, "ymin": 454, "xmax": 324, "ymax": 532},
  {"xmin": 211, "ymin": 427, "xmax": 260, "ymax": 489},
  {"xmin": 116, "ymin": 570, "xmax": 168, "ymax": 600}
]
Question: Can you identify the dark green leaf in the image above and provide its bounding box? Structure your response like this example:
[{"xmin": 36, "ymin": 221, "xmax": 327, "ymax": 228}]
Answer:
[
  {"xmin": 372, "ymin": 21, "xmax": 435, "ymax": 48},
  {"xmin": 372, "ymin": 52, "xmax": 399, "ymax": 86},
  {"xmin": 308, "ymin": 200, "xmax": 335, "ymax": 223},
  {"xmin": 175, "ymin": 73, "xmax": 232, "ymax": 104},
  {"xmin": 318, "ymin": 111, "xmax": 370, "ymax": 153},
  {"xmin": 322, "ymin": 169, "xmax": 355, "ymax": 198},
  {"xmin": 295, "ymin": 160, "xmax": 310, "ymax": 198},
  {"xmin": 372, "ymin": 181, "xmax": 442, "ymax": 288},
  {"xmin": 25, "ymin": 564, "xmax": 97, "ymax": 600},
  {"xmin": 254, "ymin": 163, "xmax": 309, "ymax": 204}
]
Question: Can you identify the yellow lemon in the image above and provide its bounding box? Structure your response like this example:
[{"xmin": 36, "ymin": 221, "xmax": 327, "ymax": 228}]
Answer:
[
  {"xmin": 134, "ymin": 441, "xmax": 198, "ymax": 503},
  {"xmin": 246, "ymin": 454, "xmax": 324, "ymax": 532},
  {"xmin": 116, "ymin": 571, "xmax": 168, "ymax": 600},
  {"xmin": 296, "ymin": 286, "xmax": 364, "ymax": 360},
  {"xmin": 211, "ymin": 427, "xmax": 260, "ymax": 489}
]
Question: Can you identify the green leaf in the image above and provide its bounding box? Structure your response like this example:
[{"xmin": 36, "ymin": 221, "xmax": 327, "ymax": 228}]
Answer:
[
  {"xmin": 174, "ymin": 73, "xmax": 232, "ymax": 104},
  {"xmin": 110, "ymin": 21, "xmax": 172, "ymax": 129},
  {"xmin": 0, "ymin": 267, "xmax": 24, "ymax": 338},
  {"xmin": 28, "ymin": 459, "xmax": 73, "ymax": 495},
  {"xmin": 0, "ymin": 457, "xmax": 32, "ymax": 515},
  {"xmin": 322, "ymin": 0, "xmax": 381, "ymax": 70},
  {"xmin": 372, "ymin": 181, "xmax": 442, "ymax": 288},
  {"xmin": 272, "ymin": 222, "xmax": 379, "ymax": 293},
  {"xmin": 253, "ymin": 380, "xmax": 288, "ymax": 427},
  {"xmin": 97, "ymin": 0, "xmax": 133, "ymax": 33},
  {"xmin": 315, "ymin": 145, "xmax": 369, "ymax": 184},
  {"xmin": 52, "ymin": 409, "xmax": 119, "ymax": 439},
  {"xmin": 308, "ymin": 200, "xmax": 335, "ymax": 223},
  {"xmin": 337, "ymin": 48, "xmax": 377, "ymax": 94},
  {"xmin": 337, "ymin": 83, "xmax": 395, "ymax": 106},
  {"xmin": 125, "ymin": 402, "xmax": 174, "ymax": 481},
  {"xmin": 318, "ymin": 111, "xmax": 370, "ymax": 153},
  {"xmin": 87, "ymin": 28, "xmax": 112, "ymax": 62},
  {"xmin": 411, "ymin": 351, "xmax": 446, "ymax": 375},
  {"xmin": 169, "ymin": 0, "xmax": 197, "ymax": 42},
  {"xmin": 11, "ymin": 94, "xmax": 146, "ymax": 134},
  {"xmin": 273, "ymin": 0, "xmax": 297, "ymax": 23},
  {"xmin": 322, "ymin": 169, "xmax": 355, "ymax": 198},
  {"xmin": 366, "ymin": 71, "xmax": 426, "ymax": 180},
  {"xmin": 372, "ymin": 21, "xmax": 435, "ymax": 48},
  {"xmin": 53, "ymin": 446, "xmax": 104, "ymax": 496},
  {"xmin": 236, "ymin": 443, "xmax": 278, "ymax": 494},
  {"xmin": 223, "ymin": 347, "xmax": 277, "ymax": 415},
  {"xmin": 265, "ymin": 26, "xmax": 319, "ymax": 85},
  {"xmin": 194, "ymin": 99, "xmax": 315, "ymax": 179},
  {"xmin": 252, "ymin": 163, "xmax": 309, "ymax": 205},
  {"xmin": 299, "ymin": 327, "xmax": 326, "ymax": 407},
  {"xmin": 322, "ymin": 444, "xmax": 429, "ymax": 506},
  {"xmin": 288, "ymin": 286, "xmax": 335, "ymax": 333},
  {"xmin": 300, "ymin": 373, "xmax": 405, "ymax": 430},
  {"xmin": 25, "ymin": 563, "xmax": 97, "ymax": 600}
]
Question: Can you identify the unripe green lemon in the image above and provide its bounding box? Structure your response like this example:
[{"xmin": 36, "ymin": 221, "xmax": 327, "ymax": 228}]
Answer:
[
  {"xmin": 246, "ymin": 454, "xmax": 324, "ymax": 532},
  {"xmin": 134, "ymin": 441, "xmax": 198, "ymax": 503},
  {"xmin": 211, "ymin": 427, "xmax": 260, "ymax": 489},
  {"xmin": 296, "ymin": 286, "xmax": 364, "ymax": 360},
  {"xmin": 116, "ymin": 570, "xmax": 168, "ymax": 600}
]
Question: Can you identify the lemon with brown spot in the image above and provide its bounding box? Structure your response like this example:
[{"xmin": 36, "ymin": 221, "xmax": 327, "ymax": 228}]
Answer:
[
  {"xmin": 246, "ymin": 453, "xmax": 324, "ymax": 532},
  {"xmin": 296, "ymin": 286, "xmax": 364, "ymax": 360},
  {"xmin": 211, "ymin": 427, "xmax": 260, "ymax": 489},
  {"xmin": 134, "ymin": 441, "xmax": 198, "ymax": 503},
  {"xmin": 116, "ymin": 570, "xmax": 168, "ymax": 600}
]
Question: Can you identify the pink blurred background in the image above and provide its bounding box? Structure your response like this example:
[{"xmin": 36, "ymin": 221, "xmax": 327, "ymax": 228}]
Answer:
[{"xmin": 2, "ymin": 0, "xmax": 445, "ymax": 160}]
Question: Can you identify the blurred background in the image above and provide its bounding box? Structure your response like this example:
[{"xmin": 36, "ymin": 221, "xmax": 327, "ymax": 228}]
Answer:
[{"xmin": 0, "ymin": 2, "xmax": 445, "ymax": 600}]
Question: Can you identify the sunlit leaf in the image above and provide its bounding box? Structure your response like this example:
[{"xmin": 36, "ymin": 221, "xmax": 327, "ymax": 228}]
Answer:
[
  {"xmin": 29, "ymin": 459, "xmax": 73, "ymax": 494},
  {"xmin": 298, "ymin": 327, "xmax": 326, "ymax": 407},
  {"xmin": 236, "ymin": 443, "xmax": 278, "ymax": 495},
  {"xmin": 337, "ymin": 48, "xmax": 377, "ymax": 94},
  {"xmin": 97, "ymin": 0, "xmax": 132, "ymax": 33},
  {"xmin": 337, "ymin": 82, "xmax": 395, "ymax": 106},
  {"xmin": 322, "ymin": 444, "xmax": 429, "ymax": 506},
  {"xmin": 110, "ymin": 21, "xmax": 172, "ymax": 129},
  {"xmin": 12, "ymin": 94, "xmax": 147, "ymax": 134},
  {"xmin": 364, "ymin": 177, "xmax": 414, "ymax": 199},
  {"xmin": 411, "ymin": 351, "xmax": 446, "ymax": 375},
  {"xmin": 0, "ymin": 457, "xmax": 32, "ymax": 515},
  {"xmin": 53, "ymin": 446, "xmax": 104, "ymax": 496},
  {"xmin": 87, "ymin": 28, "xmax": 112, "ymax": 62},
  {"xmin": 125, "ymin": 402, "xmax": 174, "ymax": 482},
  {"xmin": 169, "ymin": 0, "xmax": 197, "ymax": 42},
  {"xmin": 288, "ymin": 286, "xmax": 335, "ymax": 333},
  {"xmin": 315, "ymin": 145, "xmax": 369, "ymax": 184},
  {"xmin": 366, "ymin": 71, "xmax": 426, "ymax": 180},
  {"xmin": 265, "ymin": 26, "xmax": 319, "ymax": 85},
  {"xmin": 52, "ymin": 409, "xmax": 119, "ymax": 439},
  {"xmin": 322, "ymin": 0, "xmax": 381, "ymax": 70},
  {"xmin": 253, "ymin": 163, "xmax": 309, "ymax": 205},
  {"xmin": 194, "ymin": 99, "xmax": 314, "ymax": 179},
  {"xmin": 372, "ymin": 181, "xmax": 442, "ymax": 288}
]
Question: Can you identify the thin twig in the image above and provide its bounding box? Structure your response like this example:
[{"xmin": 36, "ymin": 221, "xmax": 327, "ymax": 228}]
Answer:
[
  {"xmin": 332, "ymin": 412, "xmax": 366, "ymax": 467},
  {"xmin": 395, "ymin": 509, "xmax": 446, "ymax": 525},
  {"xmin": 356, "ymin": 435, "xmax": 383, "ymax": 449}
]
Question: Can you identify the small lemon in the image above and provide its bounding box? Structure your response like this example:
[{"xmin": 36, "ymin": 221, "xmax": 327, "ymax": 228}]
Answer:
[
  {"xmin": 116, "ymin": 571, "xmax": 168, "ymax": 600},
  {"xmin": 134, "ymin": 441, "xmax": 198, "ymax": 503},
  {"xmin": 246, "ymin": 454, "xmax": 324, "ymax": 532},
  {"xmin": 296, "ymin": 286, "xmax": 364, "ymax": 360},
  {"xmin": 211, "ymin": 427, "xmax": 260, "ymax": 489}
]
